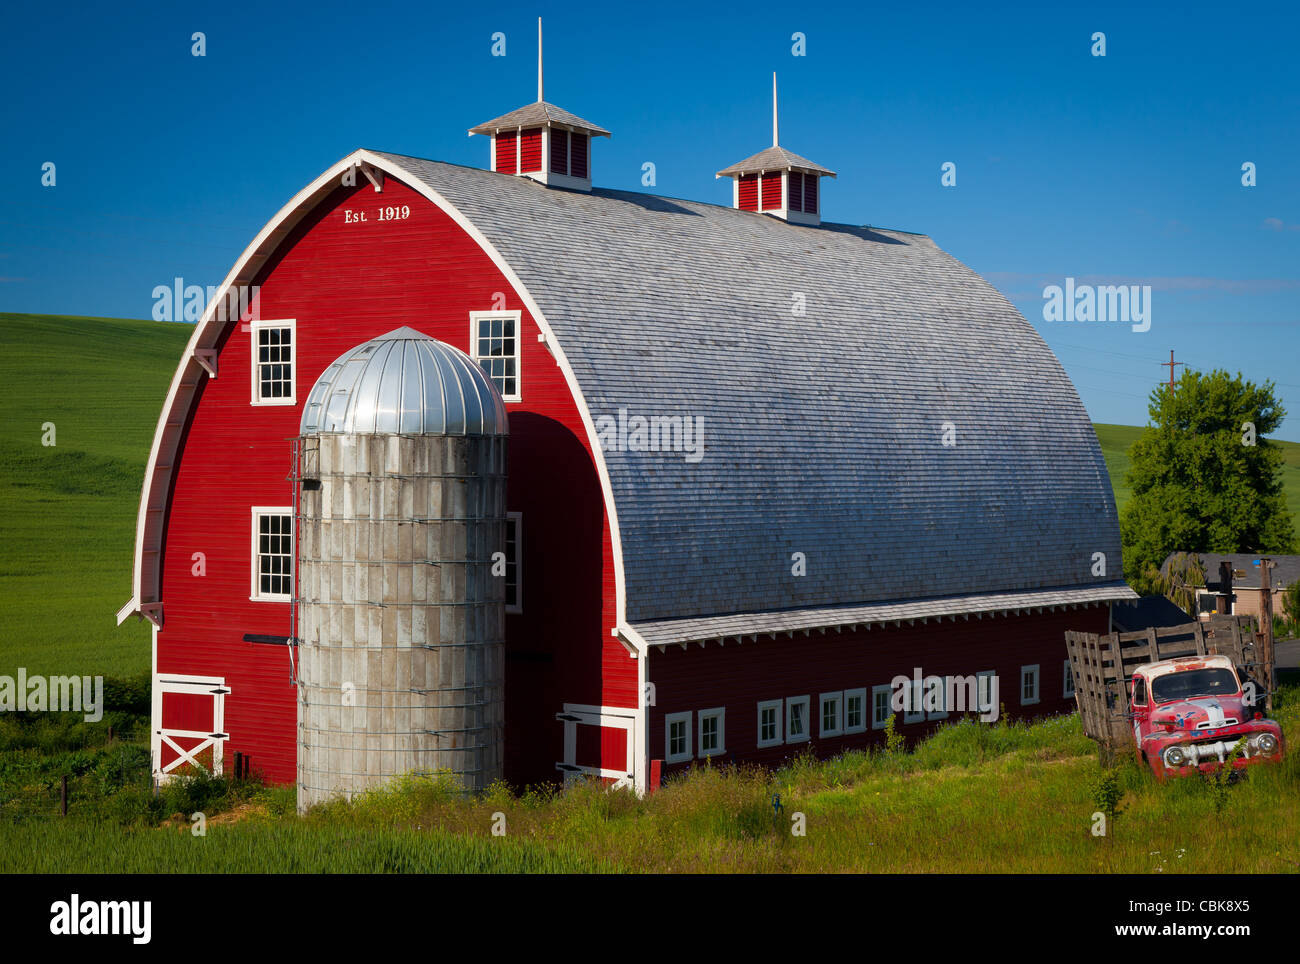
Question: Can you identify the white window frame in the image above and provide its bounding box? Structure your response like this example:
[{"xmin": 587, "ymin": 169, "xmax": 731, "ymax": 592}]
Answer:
[
  {"xmin": 1063, "ymin": 659, "xmax": 1076, "ymax": 699},
  {"xmin": 977, "ymin": 670, "xmax": 997, "ymax": 716},
  {"xmin": 504, "ymin": 512, "xmax": 523, "ymax": 615},
  {"xmin": 903, "ymin": 680, "xmax": 925, "ymax": 725},
  {"xmin": 1021, "ymin": 664, "xmax": 1041, "ymax": 706},
  {"xmin": 819, "ymin": 691, "xmax": 843, "ymax": 738},
  {"xmin": 697, "ymin": 707, "xmax": 725, "ymax": 758},
  {"xmin": 785, "ymin": 695, "xmax": 810, "ymax": 743},
  {"xmin": 665, "ymin": 711, "xmax": 692, "ymax": 764},
  {"xmin": 757, "ymin": 699, "xmax": 783, "ymax": 748},
  {"xmin": 844, "ymin": 687, "xmax": 867, "ymax": 734},
  {"xmin": 250, "ymin": 507, "xmax": 294, "ymax": 601},
  {"xmin": 469, "ymin": 310, "xmax": 523, "ymax": 402},
  {"xmin": 871, "ymin": 684, "xmax": 893, "ymax": 730},
  {"xmin": 249, "ymin": 318, "xmax": 296, "ymax": 406},
  {"xmin": 926, "ymin": 676, "xmax": 949, "ymax": 721}
]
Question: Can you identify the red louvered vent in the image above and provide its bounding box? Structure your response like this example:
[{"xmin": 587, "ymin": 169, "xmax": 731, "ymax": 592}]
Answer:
[
  {"xmin": 788, "ymin": 172, "xmax": 804, "ymax": 213},
  {"xmin": 550, "ymin": 130, "xmax": 569, "ymax": 175},
  {"xmin": 570, "ymin": 133, "xmax": 589, "ymax": 178},
  {"xmin": 737, "ymin": 174, "xmax": 759, "ymax": 211},
  {"xmin": 760, "ymin": 172, "xmax": 783, "ymax": 211},
  {"xmin": 495, "ymin": 131, "xmax": 519, "ymax": 174},
  {"xmin": 519, "ymin": 128, "xmax": 542, "ymax": 173},
  {"xmin": 803, "ymin": 173, "xmax": 818, "ymax": 214}
]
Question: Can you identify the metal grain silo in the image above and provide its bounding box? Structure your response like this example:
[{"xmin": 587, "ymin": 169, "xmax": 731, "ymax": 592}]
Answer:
[{"xmin": 295, "ymin": 327, "xmax": 508, "ymax": 812}]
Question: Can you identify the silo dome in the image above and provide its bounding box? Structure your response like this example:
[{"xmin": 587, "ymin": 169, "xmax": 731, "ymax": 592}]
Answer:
[{"xmin": 301, "ymin": 327, "xmax": 507, "ymax": 436}]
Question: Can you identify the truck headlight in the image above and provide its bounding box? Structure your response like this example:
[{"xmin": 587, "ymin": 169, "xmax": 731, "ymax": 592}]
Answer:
[
  {"xmin": 1163, "ymin": 746, "xmax": 1187, "ymax": 768},
  {"xmin": 1253, "ymin": 733, "xmax": 1278, "ymax": 755}
]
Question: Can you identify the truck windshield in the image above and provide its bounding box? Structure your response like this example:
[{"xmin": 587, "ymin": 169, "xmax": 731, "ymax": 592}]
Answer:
[{"xmin": 1151, "ymin": 668, "xmax": 1239, "ymax": 703}]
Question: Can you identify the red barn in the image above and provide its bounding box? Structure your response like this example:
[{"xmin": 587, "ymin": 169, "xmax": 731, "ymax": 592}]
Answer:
[{"xmin": 118, "ymin": 80, "xmax": 1134, "ymax": 798}]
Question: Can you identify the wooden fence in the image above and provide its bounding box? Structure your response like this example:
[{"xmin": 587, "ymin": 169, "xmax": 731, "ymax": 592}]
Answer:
[{"xmin": 1064, "ymin": 615, "xmax": 1261, "ymax": 757}]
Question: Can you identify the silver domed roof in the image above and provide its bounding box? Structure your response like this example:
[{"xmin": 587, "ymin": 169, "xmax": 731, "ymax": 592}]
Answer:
[{"xmin": 300, "ymin": 328, "xmax": 508, "ymax": 435}]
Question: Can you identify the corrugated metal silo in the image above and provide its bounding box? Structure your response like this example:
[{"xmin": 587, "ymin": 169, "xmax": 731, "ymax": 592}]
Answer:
[{"xmin": 295, "ymin": 327, "xmax": 508, "ymax": 812}]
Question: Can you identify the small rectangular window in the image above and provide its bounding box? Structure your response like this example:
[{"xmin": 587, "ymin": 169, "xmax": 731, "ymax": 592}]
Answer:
[
  {"xmin": 903, "ymin": 680, "xmax": 925, "ymax": 724},
  {"xmin": 844, "ymin": 688, "xmax": 866, "ymax": 734},
  {"xmin": 926, "ymin": 676, "xmax": 949, "ymax": 721},
  {"xmin": 496, "ymin": 131, "xmax": 518, "ymax": 174},
  {"xmin": 665, "ymin": 711, "xmax": 691, "ymax": 764},
  {"xmin": 698, "ymin": 707, "xmax": 725, "ymax": 758},
  {"xmin": 871, "ymin": 684, "xmax": 892, "ymax": 730},
  {"xmin": 789, "ymin": 171, "xmax": 804, "ymax": 213},
  {"xmin": 1063, "ymin": 660, "xmax": 1076, "ymax": 699},
  {"xmin": 520, "ymin": 128, "xmax": 543, "ymax": 173},
  {"xmin": 505, "ymin": 512, "xmax": 522, "ymax": 614},
  {"xmin": 803, "ymin": 173, "xmax": 818, "ymax": 214},
  {"xmin": 786, "ymin": 695, "xmax": 810, "ymax": 743},
  {"xmin": 1132, "ymin": 676, "xmax": 1147, "ymax": 707},
  {"xmin": 1021, "ymin": 664, "xmax": 1040, "ymax": 706},
  {"xmin": 250, "ymin": 320, "xmax": 295, "ymax": 406},
  {"xmin": 251, "ymin": 508, "xmax": 293, "ymax": 601},
  {"xmin": 550, "ymin": 129, "xmax": 569, "ymax": 175},
  {"xmin": 469, "ymin": 310, "xmax": 522, "ymax": 402},
  {"xmin": 819, "ymin": 691, "xmax": 843, "ymax": 738},
  {"xmin": 570, "ymin": 132, "xmax": 589, "ymax": 179},
  {"xmin": 757, "ymin": 699, "xmax": 783, "ymax": 748},
  {"xmin": 760, "ymin": 171, "xmax": 783, "ymax": 211},
  {"xmin": 737, "ymin": 174, "xmax": 759, "ymax": 211}
]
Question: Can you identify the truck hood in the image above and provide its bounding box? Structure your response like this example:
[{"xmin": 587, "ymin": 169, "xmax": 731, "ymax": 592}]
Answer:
[{"xmin": 1150, "ymin": 697, "xmax": 1245, "ymax": 730}]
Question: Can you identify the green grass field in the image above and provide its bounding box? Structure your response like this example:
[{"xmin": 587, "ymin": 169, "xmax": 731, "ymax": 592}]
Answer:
[{"xmin": 1, "ymin": 313, "xmax": 1298, "ymax": 679}]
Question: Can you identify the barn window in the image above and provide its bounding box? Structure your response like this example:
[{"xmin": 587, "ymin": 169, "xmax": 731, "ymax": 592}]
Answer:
[
  {"xmin": 926, "ymin": 677, "xmax": 949, "ymax": 721},
  {"xmin": 469, "ymin": 310, "xmax": 522, "ymax": 401},
  {"xmin": 698, "ymin": 707, "xmax": 725, "ymax": 758},
  {"xmin": 819, "ymin": 691, "xmax": 843, "ymax": 737},
  {"xmin": 785, "ymin": 695, "xmax": 810, "ymax": 743},
  {"xmin": 548, "ymin": 129, "xmax": 589, "ymax": 179},
  {"xmin": 902, "ymin": 680, "xmax": 925, "ymax": 725},
  {"xmin": 504, "ymin": 512, "xmax": 522, "ymax": 614},
  {"xmin": 495, "ymin": 131, "xmax": 519, "ymax": 174},
  {"xmin": 737, "ymin": 174, "xmax": 759, "ymax": 211},
  {"xmin": 251, "ymin": 508, "xmax": 293, "ymax": 601},
  {"xmin": 665, "ymin": 712, "xmax": 691, "ymax": 764},
  {"xmin": 844, "ymin": 688, "xmax": 866, "ymax": 734},
  {"xmin": 976, "ymin": 670, "xmax": 997, "ymax": 715},
  {"xmin": 871, "ymin": 685, "xmax": 892, "ymax": 729},
  {"xmin": 1063, "ymin": 660, "xmax": 1076, "ymax": 699},
  {"xmin": 519, "ymin": 128, "xmax": 543, "ymax": 173},
  {"xmin": 760, "ymin": 171, "xmax": 783, "ymax": 211},
  {"xmin": 757, "ymin": 700, "xmax": 783, "ymax": 748},
  {"xmin": 250, "ymin": 319, "xmax": 295, "ymax": 406},
  {"xmin": 1020, "ymin": 665, "xmax": 1040, "ymax": 706}
]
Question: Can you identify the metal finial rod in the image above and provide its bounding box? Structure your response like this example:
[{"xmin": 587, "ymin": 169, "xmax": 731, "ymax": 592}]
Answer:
[
  {"xmin": 538, "ymin": 18, "xmax": 543, "ymax": 102},
  {"xmin": 772, "ymin": 72, "xmax": 778, "ymax": 146}
]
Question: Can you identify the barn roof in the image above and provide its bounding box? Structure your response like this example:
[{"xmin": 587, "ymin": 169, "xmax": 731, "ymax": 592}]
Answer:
[
  {"xmin": 120, "ymin": 148, "xmax": 1135, "ymax": 645},
  {"xmin": 370, "ymin": 152, "xmax": 1133, "ymax": 640}
]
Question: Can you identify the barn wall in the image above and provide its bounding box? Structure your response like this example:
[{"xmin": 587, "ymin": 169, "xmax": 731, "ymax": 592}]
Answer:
[
  {"xmin": 157, "ymin": 175, "xmax": 631, "ymax": 789},
  {"xmin": 646, "ymin": 605, "xmax": 1110, "ymax": 774}
]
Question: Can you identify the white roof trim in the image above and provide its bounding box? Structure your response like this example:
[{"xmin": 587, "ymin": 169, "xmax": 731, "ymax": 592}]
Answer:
[{"xmin": 121, "ymin": 150, "xmax": 629, "ymax": 632}]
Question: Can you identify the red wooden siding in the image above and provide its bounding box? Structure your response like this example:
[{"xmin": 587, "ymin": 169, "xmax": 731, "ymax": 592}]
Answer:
[
  {"xmin": 760, "ymin": 172, "xmax": 783, "ymax": 211},
  {"xmin": 789, "ymin": 172, "xmax": 804, "ymax": 212},
  {"xmin": 570, "ymin": 133, "xmax": 589, "ymax": 179},
  {"xmin": 737, "ymin": 174, "xmax": 758, "ymax": 211},
  {"xmin": 157, "ymin": 176, "xmax": 633, "ymax": 789},
  {"xmin": 646, "ymin": 606, "xmax": 1110, "ymax": 775},
  {"xmin": 550, "ymin": 129, "xmax": 569, "ymax": 175},
  {"xmin": 495, "ymin": 131, "xmax": 518, "ymax": 174},
  {"xmin": 519, "ymin": 128, "xmax": 542, "ymax": 173}
]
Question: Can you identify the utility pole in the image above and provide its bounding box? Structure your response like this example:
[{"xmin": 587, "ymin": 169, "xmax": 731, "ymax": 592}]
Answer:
[
  {"xmin": 1257, "ymin": 557, "xmax": 1276, "ymax": 712},
  {"xmin": 1160, "ymin": 350, "xmax": 1183, "ymax": 392}
]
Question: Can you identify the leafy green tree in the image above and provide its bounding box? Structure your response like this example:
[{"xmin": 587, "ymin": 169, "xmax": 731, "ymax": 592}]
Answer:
[
  {"xmin": 1282, "ymin": 580, "xmax": 1300, "ymax": 636},
  {"xmin": 1120, "ymin": 369, "xmax": 1296, "ymax": 594}
]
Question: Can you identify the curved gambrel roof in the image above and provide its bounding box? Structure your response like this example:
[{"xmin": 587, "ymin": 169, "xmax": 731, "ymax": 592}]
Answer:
[{"xmin": 120, "ymin": 149, "xmax": 1134, "ymax": 647}]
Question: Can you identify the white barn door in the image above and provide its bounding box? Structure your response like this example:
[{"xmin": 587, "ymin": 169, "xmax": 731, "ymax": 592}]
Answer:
[{"xmin": 555, "ymin": 704, "xmax": 636, "ymax": 789}]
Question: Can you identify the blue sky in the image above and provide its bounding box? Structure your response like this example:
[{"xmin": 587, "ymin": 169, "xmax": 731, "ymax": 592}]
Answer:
[{"xmin": 3, "ymin": 1, "xmax": 1298, "ymax": 438}]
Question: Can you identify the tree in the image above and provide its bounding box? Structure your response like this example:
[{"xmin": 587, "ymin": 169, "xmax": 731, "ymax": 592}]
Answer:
[
  {"xmin": 1120, "ymin": 368, "xmax": 1296, "ymax": 594},
  {"xmin": 1144, "ymin": 551, "xmax": 1204, "ymax": 615},
  {"xmin": 1283, "ymin": 580, "xmax": 1300, "ymax": 637}
]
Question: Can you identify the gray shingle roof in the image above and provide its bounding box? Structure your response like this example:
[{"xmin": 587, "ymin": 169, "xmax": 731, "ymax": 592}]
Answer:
[
  {"xmin": 372, "ymin": 152, "xmax": 1131, "ymax": 634},
  {"xmin": 1171, "ymin": 552, "xmax": 1300, "ymax": 591},
  {"xmin": 468, "ymin": 101, "xmax": 611, "ymax": 137},
  {"xmin": 716, "ymin": 145, "xmax": 836, "ymax": 178}
]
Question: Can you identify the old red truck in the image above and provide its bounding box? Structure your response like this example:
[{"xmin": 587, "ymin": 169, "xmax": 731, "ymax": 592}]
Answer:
[{"xmin": 1130, "ymin": 654, "xmax": 1283, "ymax": 779}]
